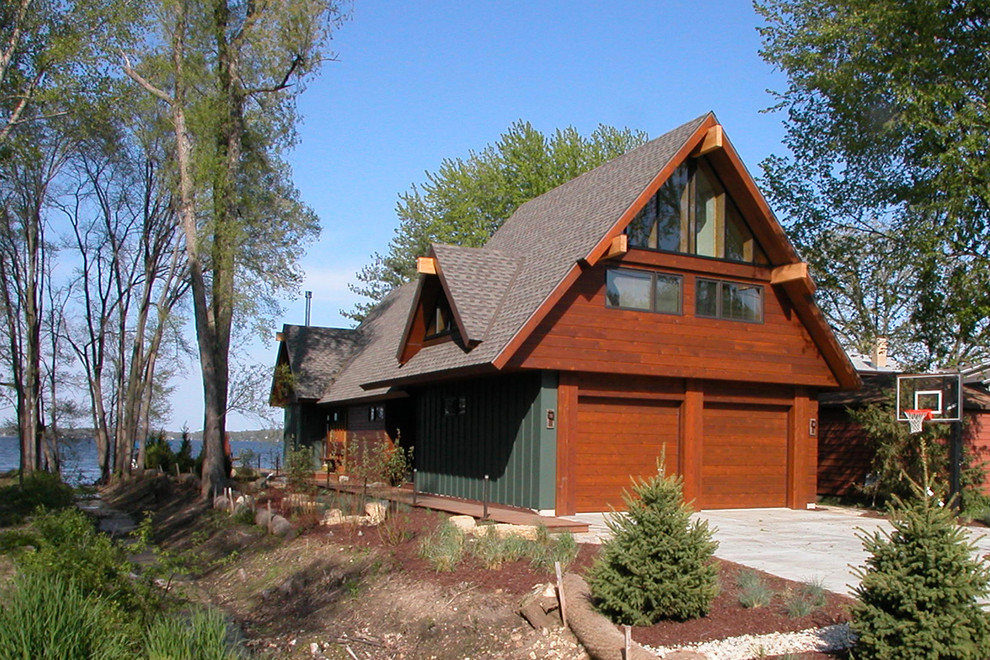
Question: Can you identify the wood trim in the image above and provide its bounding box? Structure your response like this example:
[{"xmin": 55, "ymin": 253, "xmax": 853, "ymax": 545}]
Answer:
[
  {"xmin": 787, "ymin": 390, "xmax": 815, "ymax": 508},
  {"xmin": 603, "ymin": 234, "xmax": 628, "ymax": 260},
  {"xmin": 618, "ymin": 248, "xmax": 772, "ymax": 281},
  {"xmin": 771, "ymin": 262, "xmax": 808, "ymax": 285},
  {"xmin": 416, "ymin": 256, "xmax": 437, "ymax": 275},
  {"xmin": 681, "ymin": 379, "xmax": 704, "ymax": 508},
  {"xmin": 396, "ymin": 276, "xmax": 429, "ymax": 364},
  {"xmin": 556, "ymin": 372, "xmax": 579, "ymax": 516},
  {"xmin": 691, "ymin": 125, "xmax": 724, "ymax": 157}
]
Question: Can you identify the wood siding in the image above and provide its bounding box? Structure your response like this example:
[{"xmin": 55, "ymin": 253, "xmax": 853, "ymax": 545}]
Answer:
[
  {"xmin": 415, "ymin": 372, "xmax": 557, "ymax": 510},
  {"xmin": 509, "ymin": 252, "xmax": 839, "ymax": 388},
  {"xmin": 817, "ymin": 408, "xmax": 872, "ymax": 498},
  {"xmin": 968, "ymin": 413, "xmax": 990, "ymax": 495}
]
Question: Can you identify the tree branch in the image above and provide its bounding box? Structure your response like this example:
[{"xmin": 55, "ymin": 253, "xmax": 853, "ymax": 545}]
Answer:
[{"xmin": 121, "ymin": 52, "xmax": 174, "ymax": 105}]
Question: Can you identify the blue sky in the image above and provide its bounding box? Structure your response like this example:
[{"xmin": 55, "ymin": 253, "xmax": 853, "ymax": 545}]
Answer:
[{"xmin": 180, "ymin": 0, "xmax": 792, "ymax": 431}]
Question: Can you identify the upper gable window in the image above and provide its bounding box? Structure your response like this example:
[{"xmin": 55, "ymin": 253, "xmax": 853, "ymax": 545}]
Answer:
[
  {"xmin": 425, "ymin": 295, "xmax": 452, "ymax": 339},
  {"xmin": 627, "ymin": 160, "xmax": 768, "ymax": 264}
]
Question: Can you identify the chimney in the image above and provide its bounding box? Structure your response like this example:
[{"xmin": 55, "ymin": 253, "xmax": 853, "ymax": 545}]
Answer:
[
  {"xmin": 872, "ymin": 336, "xmax": 888, "ymax": 369},
  {"xmin": 304, "ymin": 291, "xmax": 312, "ymax": 327}
]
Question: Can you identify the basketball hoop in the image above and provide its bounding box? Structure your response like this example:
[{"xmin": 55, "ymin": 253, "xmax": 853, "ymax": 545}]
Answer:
[{"xmin": 904, "ymin": 409, "xmax": 933, "ymax": 434}]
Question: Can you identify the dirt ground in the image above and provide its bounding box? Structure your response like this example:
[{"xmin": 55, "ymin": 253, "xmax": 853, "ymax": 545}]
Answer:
[{"xmin": 103, "ymin": 476, "xmax": 853, "ymax": 659}]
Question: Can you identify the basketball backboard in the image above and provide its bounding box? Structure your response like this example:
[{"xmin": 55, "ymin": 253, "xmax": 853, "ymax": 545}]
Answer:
[{"xmin": 896, "ymin": 373, "xmax": 963, "ymax": 422}]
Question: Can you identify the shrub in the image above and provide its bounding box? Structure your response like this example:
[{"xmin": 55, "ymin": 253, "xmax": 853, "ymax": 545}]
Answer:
[
  {"xmin": 736, "ymin": 569, "xmax": 774, "ymax": 608},
  {"xmin": 418, "ymin": 517, "xmax": 464, "ymax": 572},
  {"xmin": 529, "ymin": 526, "xmax": 579, "ymax": 573},
  {"xmin": 382, "ymin": 445, "xmax": 413, "ymax": 487},
  {"xmin": 587, "ymin": 460, "xmax": 719, "ymax": 625},
  {"xmin": 285, "ymin": 445, "xmax": 316, "ymax": 493},
  {"xmin": 16, "ymin": 507, "xmax": 144, "ymax": 615},
  {"xmin": 851, "ymin": 486, "xmax": 990, "ymax": 659},
  {"xmin": 0, "ymin": 572, "xmax": 131, "ymax": 659},
  {"xmin": 145, "ymin": 607, "xmax": 244, "ymax": 660},
  {"xmin": 471, "ymin": 526, "xmax": 529, "ymax": 570},
  {"xmin": 0, "ymin": 471, "xmax": 74, "ymax": 526},
  {"xmin": 145, "ymin": 431, "xmax": 178, "ymax": 473},
  {"xmin": 175, "ymin": 431, "xmax": 196, "ymax": 473}
]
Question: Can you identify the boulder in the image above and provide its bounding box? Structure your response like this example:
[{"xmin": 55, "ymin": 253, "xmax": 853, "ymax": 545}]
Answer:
[
  {"xmin": 365, "ymin": 501, "xmax": 387, "ymax": 524},
  {"xmin": 493, "ymin": 523, "xmax": 539, "ymax": 541},
  {"xmin": 270, "ymin": 514, "xmax": 294, "ymax": 537},
  {"xmin": 321, "ymin": 509, "xmax": 344, "ymax": 526},
  {"xmin": 448, "ymin": 515, "xmax": 476, "ymax": 534},
  {"xmin": 255, "ymin": 508, "xmax": 273, "ymax": 528}
]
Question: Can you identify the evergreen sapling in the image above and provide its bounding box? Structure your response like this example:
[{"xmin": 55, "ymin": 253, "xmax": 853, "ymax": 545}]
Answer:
[
  {"xmin": 587, "ymin": 459, "xmax": 719, "ymax": 625},
  {"xmin": 852, "ymin": 485, "xmax": 990, "ymax": 659}
]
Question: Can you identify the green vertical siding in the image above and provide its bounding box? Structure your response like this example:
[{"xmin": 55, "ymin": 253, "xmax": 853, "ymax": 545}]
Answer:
[
  {"xmin": 415, "ymin": 371, "xmax": 558, "ymax": 510},
  {"xmin": 282, "ymin": 403, "xmax": 325, "ymax": 465}
]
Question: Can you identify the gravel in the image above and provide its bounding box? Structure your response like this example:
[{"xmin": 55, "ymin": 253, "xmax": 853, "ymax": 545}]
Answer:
[{"xmin": 646, "ymin": 623, "xmax": 855, "ymax": 659}]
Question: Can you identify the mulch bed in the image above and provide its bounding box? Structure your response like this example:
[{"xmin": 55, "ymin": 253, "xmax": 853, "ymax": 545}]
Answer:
[{"xmin": 308, "ymin": 506, "xmax": 855, "ymax": 651}]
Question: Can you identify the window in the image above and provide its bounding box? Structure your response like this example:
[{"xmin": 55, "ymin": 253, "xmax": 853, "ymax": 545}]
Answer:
[
  {"xmin": 696, "ymin": 278, "xmax": 763, "ymax": 323},
  {"xmin": 443, "ymin": 396, "xmax": 466, "ymax": 417},
  {"xmin": 425, "ymin": 296, "xmax": 452, "ymax": 339},
  {"xmin": 606, "ymin": 268, "xmax": 682, "ymax": 314},
  {"xmin": 626, "ymin": 160, "xmax": 768, "ymax": 264},
  {"xmin": 368, "ymin": 405, "xmax": 385, "ymax": 421}
]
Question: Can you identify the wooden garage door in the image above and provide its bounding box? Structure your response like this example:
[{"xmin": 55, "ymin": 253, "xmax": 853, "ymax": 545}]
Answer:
[
  {"xmin": 701, "ymin": 403, "xmax": 789, "ymax": 509},
  {"xmin": 574, "ymin": 397, "xmax": 680, "ymax": 512}
]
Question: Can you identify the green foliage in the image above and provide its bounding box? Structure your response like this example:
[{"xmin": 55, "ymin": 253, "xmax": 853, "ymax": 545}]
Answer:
[
  {"xmin": 144, "ymin": 608, "xmax": 244, "ymax": 660},
  {"xmin": 285, "ymin": 445, "xmax": 316, "ymax": 493},
  {"xmin": 145, "ymin": 431, "xmax": 178, "ymax": 473},
  {"xmin": 851, "ymin": 488, "xmax": 990, "ymax": 659},
  {"xmin": 786, "ymin": 578, "xmax": 827, "ymax": 618},
  {"xmin": 15, "ymin": 508, "xmax": 143, "ymax": 616},
  {"xmin": 175, "ymin": 431, "xmax": 196, "ymax": 473},
  {"xmin": 346, "ymin": 121, "xmax": 649, "ymax": 320},
  {"xmin": 850, "ymin": 399, "xmax": 985, "ymax": 508},
  {"xmin": 736, "ymin": 570, "xmax": 774, "ymax": 609},
  {"xmin": 587, "ymin": 461, "xmax": 719, "ymax": 625},
  {"xmin": 756, "ymin": 0, "xmax": 990, "ymax": 367},
  {"xmin": 0, "ymin": 572, "xmax": 131, "ymax": 660},
  {"xmin": 529, "ymin": 526, "xmax": 579, "ymax": 574},
  {"xmin": 0, "ymin": 471, "xmax": 74, "ymax": 526},
  {"xmin": 471, "ymin": 525, "xmax": 530, "ymax": 570},
  {"xmin": 382, "ymin": 444, "xmax": 413, "ymax": 487},
  {"xmin": 418, "ymin": 517, "xmax": 465, "ymax": 572}
]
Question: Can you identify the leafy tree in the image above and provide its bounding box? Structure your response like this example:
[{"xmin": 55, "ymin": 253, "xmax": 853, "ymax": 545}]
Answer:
[
  {"xmin": 346, "ymin": 122, "xmax": 648, "ymax": 320},
  {"xmin": 756, "ymin": 0, "xmax": 990, "ymax": 368},
  {"xmin": 587, "ymin": 460, "xmax": 719, "ymax": 625},
  {"xmin": 852, "ymin": 485, "xmax": 990, "ymax": 659},
  {"xmin": 123, "ymin": 0, "xmax": 345, "ymax": 497}
]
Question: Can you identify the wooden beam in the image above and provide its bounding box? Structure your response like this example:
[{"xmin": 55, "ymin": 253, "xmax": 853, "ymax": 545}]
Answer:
[
  {"xmin": 771, "ymin": 262, "xmax": 808, "ymax": 285},
  {"xmin": 275, "ymin": 332, "xmax": 284, "ymax": 342},
  {"xmin": 692, "ymin": 125, "xmax": 723, "ymax": 157},
  {"xmin": 416, "ymin": 256, "xmax": 437, "ymax": 275},
  {"xmin": 603, "ymin": 234, "xmax": 628, "ymax": 260}
]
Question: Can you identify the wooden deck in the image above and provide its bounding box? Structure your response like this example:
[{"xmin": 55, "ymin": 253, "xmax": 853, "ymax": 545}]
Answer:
[{"xmin": 309, "ymin": 473, "xmax": 588, "ymax": 534}]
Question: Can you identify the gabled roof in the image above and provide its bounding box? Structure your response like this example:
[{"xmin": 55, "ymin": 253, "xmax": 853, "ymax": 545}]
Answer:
[
  {"xmin": 290, "ymin": 112, "xmax": 859, "ymax": 403},
  {"xmin": 273, "ymin": 325, "xmax": 361, "ymax": 401}
]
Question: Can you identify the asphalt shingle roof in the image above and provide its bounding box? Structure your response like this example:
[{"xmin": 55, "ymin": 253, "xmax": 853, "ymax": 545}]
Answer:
[
  {"xmin": 279, "ymin": 325, "xmax": 361, "ymax": 400},
  {"xmin": 432, "ymin": 244, "xmax": 522, "ymax": 344}
]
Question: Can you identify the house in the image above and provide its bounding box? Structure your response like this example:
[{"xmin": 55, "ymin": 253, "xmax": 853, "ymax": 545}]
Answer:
[
  {"xmin": 818, "ymin": 359, "xmax": 990, "ymax": 498},
  {"xmin": 271, "ymin": 113, "xmax": 860, "ymax": 515}
]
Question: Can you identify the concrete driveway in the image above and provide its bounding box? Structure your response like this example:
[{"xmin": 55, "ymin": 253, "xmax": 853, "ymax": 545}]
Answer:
[{"xmin": 567, "ymin": 506, "xmax": 990, "ymax": 596}]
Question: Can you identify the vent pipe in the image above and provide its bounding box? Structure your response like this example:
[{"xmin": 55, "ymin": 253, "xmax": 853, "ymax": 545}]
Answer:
[{"xmin": 304, "ymin": 291, "xmax": 312, "ymax": 326}]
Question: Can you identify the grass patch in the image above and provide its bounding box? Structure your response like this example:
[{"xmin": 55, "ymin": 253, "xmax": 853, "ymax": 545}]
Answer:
[
  {"xmin": 144, "ymin": 607, "xmax": 244, "ymax": 659},
  {"xmin": 736, "ymin": 569, "xmax": 775, "ymax": 608},
  {"xmin": 785, "ymin": 578, "xmax": 828, "ymax": 618},
  {"xmin": 471, "ymin": 526, "xmax": 530, "ymax": 569},
  {"xmin": 418, "ymin": 517, "xmax": 464, "ymax": 571}
]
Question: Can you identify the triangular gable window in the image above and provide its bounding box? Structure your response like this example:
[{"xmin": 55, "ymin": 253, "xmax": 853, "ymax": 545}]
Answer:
[
  {"xmin": 425, "ymin": 294, "xmax": 452, "ymax": 340},
  {"xmin": 627, "ymin": 159, "xmax": 768, "ymax": 264}
]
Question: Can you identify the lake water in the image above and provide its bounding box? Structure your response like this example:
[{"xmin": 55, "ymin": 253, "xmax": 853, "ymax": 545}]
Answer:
[{"xmin": 0, "ymin": 435, "xmax": 283, "ymax": 485}]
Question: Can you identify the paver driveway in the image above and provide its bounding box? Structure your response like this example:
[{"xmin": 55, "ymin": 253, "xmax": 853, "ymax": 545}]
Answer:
[{"xmin": 568, "ymin": 506, "xmax": 990, "ymax": 595}]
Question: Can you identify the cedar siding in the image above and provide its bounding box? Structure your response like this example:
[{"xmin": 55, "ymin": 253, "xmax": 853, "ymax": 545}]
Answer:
[{"xmin": 509, "ymin": 252, "xmax": 839, "ymax": 388}]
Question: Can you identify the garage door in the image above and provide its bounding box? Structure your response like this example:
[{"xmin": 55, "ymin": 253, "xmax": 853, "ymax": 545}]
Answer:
[
  {"xmin": 701, "ymin": 403, "xmax": 789, "ymax": 509},
  {"xmin": 574, "ymin": 397, "xmax": 680, "ymax": 512}
]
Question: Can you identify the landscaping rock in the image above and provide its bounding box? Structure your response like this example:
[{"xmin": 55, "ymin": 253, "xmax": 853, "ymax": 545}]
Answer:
[
  {"xmin": 561, "ymin": 573, "xmax": 655, "ymax": 660},
  {"xmin": 494, "ymin": 523, "xmax": 539, "ymax": 541},
  {"xmin": 321, "ymin": 509, "xmax": 344, "ymax": 526},
  {"xmin": 236, "ymin": 494, "xmax": 255, "ymax": 508},
  {"xmin": 255, "ymin": 508, "xmax": 273, "ymax": 528},
  {"xmin": 270, "ymin": 514, "xmax": 294, "ymax": 537},
  {"xmin": 365, "ymin": 501, "xmax": 387, "ymax": 524},
  {"xmin": 448, "ymin": 515, "xmax": 476, "ymax": 534},
  {"xmin": 232, "ymin": 502, "xmax": 251, "ymax": 518}
]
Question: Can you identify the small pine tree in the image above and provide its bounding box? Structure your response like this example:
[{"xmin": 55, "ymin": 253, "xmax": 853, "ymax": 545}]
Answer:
[
  {"xmin": 587, "ymin": 460, "xmax": 719, "ymax": 625},
  {"xmin": 852, "ymin": 484, "xmax": 990, "ymax": 659}
]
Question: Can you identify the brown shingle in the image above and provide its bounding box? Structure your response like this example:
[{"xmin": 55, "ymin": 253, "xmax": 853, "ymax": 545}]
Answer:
[{"xmin": 279, "ymin": 325, "xmax": 360, "ymax": 400}]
